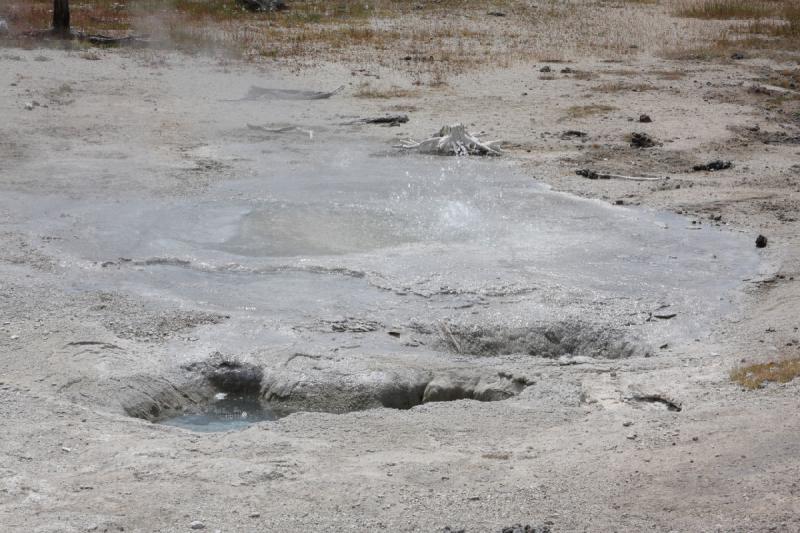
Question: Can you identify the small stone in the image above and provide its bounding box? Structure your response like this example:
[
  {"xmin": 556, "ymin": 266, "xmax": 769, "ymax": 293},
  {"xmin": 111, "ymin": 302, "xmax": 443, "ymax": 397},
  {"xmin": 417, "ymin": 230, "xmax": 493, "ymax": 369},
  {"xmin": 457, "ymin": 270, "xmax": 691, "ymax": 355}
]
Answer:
[
  {"xmin": 626, "ymin": 433, "xmax": 637, "ymax": 440},
  {"xmin": 25, "ymin": 102, "xmax": 34, "ymax": 111},
  {"xmin": 638, "ymin": 114, "xmax": 652, "ymax": 123},
  {"xmin": 731, "ymin": 52, "xmax": 745, "ymax": 60},
  {"xmin": 249, "ymin": 512, "xmax": 260, "ymax": 518},
  {"xmin": 630, "ymin": 132, "xmax": 656, "ymax": 148},
  {"xmin": 189, "ymin": 521, "xmax": 205, "ymax": 530},
  {"xmin": 622, "ymin": 421, "xmax": 633, "ymax": 427},
  {"xmin": 539, "ymin": 66, "xmax": 552, "ymax": 73},
  {"xmin": 692, "ymin": 160, "xmax": 732, "ymax": 172},
  {"xmin": 756, "ymin": 235, "xmax": 768, "ymax": 248}
]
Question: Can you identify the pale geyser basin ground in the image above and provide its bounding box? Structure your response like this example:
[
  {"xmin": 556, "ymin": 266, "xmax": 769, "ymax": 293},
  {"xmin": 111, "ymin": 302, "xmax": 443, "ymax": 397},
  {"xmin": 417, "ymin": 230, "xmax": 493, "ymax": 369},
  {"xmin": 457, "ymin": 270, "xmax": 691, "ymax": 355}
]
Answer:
[{"xmin": 0, "ymin": 135, "xmax": 759, "ymax": 429}]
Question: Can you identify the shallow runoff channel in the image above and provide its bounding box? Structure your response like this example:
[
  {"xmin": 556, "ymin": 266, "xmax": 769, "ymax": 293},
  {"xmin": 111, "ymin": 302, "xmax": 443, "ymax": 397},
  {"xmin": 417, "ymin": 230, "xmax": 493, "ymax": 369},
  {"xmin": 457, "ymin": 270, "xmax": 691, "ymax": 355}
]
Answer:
[{"xmin": 2, "ymin": 134, "xmax": 759, "ymax": 429}]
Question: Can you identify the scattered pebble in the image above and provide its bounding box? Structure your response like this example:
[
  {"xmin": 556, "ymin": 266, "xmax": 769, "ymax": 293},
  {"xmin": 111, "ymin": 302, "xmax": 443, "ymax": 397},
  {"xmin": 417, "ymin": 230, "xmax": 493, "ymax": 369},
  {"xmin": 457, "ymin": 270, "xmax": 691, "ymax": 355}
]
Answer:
[
  {"xmin": 539, "ymin": 66, "xmax": 552, "ymax": 73},
  {"xmin": 189, "ymin": 521, "xmax": 205, "ymax": 530},
  {"xmin": 756, "ymin": 235, "xmax": 768, "ymax": 248},
  {"xmin": 638, "ymin": 114, "xmax": 652, "ymax": 123}
]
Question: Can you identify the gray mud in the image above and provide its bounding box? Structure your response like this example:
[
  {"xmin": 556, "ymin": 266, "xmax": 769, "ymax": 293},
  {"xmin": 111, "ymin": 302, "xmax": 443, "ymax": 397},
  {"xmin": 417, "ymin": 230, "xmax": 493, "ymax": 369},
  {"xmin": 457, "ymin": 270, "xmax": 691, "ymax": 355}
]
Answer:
[{"xmin": 0, "ymin": 131, "xmax": 759, "ymax": 421}]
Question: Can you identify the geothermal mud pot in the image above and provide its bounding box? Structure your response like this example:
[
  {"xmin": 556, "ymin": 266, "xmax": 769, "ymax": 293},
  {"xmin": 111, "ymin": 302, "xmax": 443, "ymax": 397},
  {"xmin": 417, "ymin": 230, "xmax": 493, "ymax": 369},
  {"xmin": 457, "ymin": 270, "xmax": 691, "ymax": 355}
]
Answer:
[{"xmin": 1, "ymin": 133, "xmax": 758, "ymax": 431}]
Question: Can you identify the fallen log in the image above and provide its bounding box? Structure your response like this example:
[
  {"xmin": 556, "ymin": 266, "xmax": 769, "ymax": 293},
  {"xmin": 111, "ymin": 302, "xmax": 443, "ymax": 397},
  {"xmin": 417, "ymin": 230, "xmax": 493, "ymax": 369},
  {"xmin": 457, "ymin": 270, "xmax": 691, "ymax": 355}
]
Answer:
[
  {"xmin": 575, "ymin": 169, "xmax": 664, "ymax": 181},
  {"xmin": 21, "ymin": 28, "xmax": 149, "ymax": 46},
  {"xmin": 230, "ymin": 85, "xmax": 344, "ymax": 102},
  {"xmin": 246, "ymin": 123, "xmax": 313, "ymax": 138},
  {"xmin": 343, "ymin": 115, "xmax": 409, "ymax": 126}
]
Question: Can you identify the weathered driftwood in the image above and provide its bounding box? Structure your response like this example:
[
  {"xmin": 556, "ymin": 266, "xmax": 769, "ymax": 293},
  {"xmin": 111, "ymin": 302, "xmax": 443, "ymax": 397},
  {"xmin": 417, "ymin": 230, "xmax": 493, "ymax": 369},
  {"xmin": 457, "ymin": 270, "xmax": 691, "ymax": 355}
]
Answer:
[
  {"xmin": 749, "ymin": 83, "xmax": 800, "ymax": 97},
  {"xmin": 398, "ymin": 123, "xmax": 502, "ymax": 156},
  {"xmin": 246, "ymin": 123, "xmax": 313, "ymax": 139},
  {"xmin": 576, "ymin": 169, "xmax": 664, "ymax": 182},
  {"xmin": 438, "ymin": 322, "xmax": 463, "ymax": 354},
  {"xmin": 231, "ymin": 85, "xmax": 344, "ymax": 102},
  {"xmin": 22, "ymin": 28, "xmax": 148, "ymax": 46},
  {"xmin": 83, "ymin": 33, "xmax": 148, "ymax": 46},
  {"xmin": 343, "ymin": 115, "xmax": 409, "ymax": 126}
]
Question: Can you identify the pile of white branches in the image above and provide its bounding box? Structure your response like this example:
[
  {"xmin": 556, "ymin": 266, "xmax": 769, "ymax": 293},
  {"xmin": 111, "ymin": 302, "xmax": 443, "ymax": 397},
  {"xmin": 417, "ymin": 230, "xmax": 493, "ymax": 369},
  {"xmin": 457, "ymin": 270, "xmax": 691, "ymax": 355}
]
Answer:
[{"xmin": 397, "ymin": 123, "xmax": 502, "ymax": 156}]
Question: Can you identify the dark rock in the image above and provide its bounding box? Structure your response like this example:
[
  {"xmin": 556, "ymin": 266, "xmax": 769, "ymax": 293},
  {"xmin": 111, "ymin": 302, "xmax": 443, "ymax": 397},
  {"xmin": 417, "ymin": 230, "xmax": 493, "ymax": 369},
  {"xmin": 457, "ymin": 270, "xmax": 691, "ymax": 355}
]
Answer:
[
  {"xmin": 731, "ymin": 52, "xmax": 745, "ymax": 60},
  {"xmin": 630, "ymin": 132, "xmax": 656, "ymax": 148},
  {"xmin": 560, "ymin": 67, "xmax": 574, "ymax": 74},
  {"xmin": 362, "ymin": 114, "xmax": 409, "ymax": 126},
  {"xmin": 561, "ymin": 130, "xmax": 587, "ymax": 139},
  {"xmin": 487, "ymin": 11, "xmax": 506, "ymax": 16},
  {"xmin": 692, "ymin": 160, "xmax": 732, "ymax": 172},
  {"xmin": 756, "ymin": 235, "xmax": 768, "ymax": 248},
  {"xmin": 500, "ymin": 525, "xmax": 551, "ymax": 533},
  {"xmin": 539, "ymin": 66, "xmax": 552, "ymax": 73},
  {"xmin": 576, "ymin": 169, "xmax": 602, "ymax": 179},
  {"xmin": 638, "ymin": 113, "xmax": 652, "ymax": 123},
  {"xmin": 238, "ymin": 0, "xmax": 286, "ymax": 12}
]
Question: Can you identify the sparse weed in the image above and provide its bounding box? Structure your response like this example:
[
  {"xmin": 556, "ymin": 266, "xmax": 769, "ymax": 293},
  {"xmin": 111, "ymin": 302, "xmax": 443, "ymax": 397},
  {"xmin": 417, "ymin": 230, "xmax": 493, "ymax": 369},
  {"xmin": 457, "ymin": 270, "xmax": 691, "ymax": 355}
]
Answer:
[
  {"xmin": 593, "ymin": 81, "xmax": 657, "ymax": 93},
  {"xmin": 668, "ymin": 0, "xmax": 800, "ymax": 59},
  {"xmin": 674, "ymin": 0, "xmax": 774, "ymax": 20},
  {"xmin": 731, "ymin": 357, "xmax": 800, "ymax": 390},
  {"xmin": 563, "ymin": 104, "xmax": 617, "ymax": 119},
  {"xmin": 354, "ymin": 83, "xmax": 418, "ymax": 99}
]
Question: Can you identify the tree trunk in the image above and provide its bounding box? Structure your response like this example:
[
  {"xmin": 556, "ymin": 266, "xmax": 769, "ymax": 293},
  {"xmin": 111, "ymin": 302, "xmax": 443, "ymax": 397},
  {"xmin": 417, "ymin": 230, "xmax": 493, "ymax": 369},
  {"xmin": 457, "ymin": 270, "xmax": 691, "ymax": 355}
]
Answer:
[{"xmin": 53, "ymin": 0, "xmax": 70, "ymax": 36}]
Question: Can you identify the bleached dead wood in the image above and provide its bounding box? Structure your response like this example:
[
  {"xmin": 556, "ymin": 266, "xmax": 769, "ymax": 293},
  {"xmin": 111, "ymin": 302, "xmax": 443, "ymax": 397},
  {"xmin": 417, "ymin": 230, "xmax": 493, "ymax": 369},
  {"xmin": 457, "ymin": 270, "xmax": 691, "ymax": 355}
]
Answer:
[
  {"xmin": 398, "ymin": 123, "xmax": 502, "ymax": 156},
  {"xmin": 576, "ymin": 169, "xmax": 664, "ymax": 181},
  {"xmin": 246, "ymin": 123, "xmax": 314, "ymax": 139}
]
